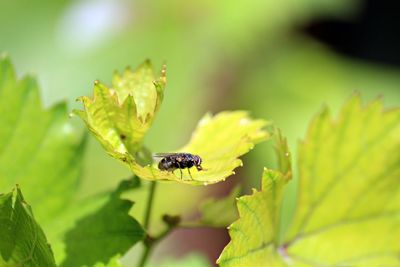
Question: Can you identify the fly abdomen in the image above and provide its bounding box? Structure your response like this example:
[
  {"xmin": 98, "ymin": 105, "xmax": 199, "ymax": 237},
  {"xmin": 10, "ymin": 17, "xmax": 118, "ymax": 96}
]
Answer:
[{"xmin": 158, "ymin": 157, "xmax": 176, "ymax": 171}]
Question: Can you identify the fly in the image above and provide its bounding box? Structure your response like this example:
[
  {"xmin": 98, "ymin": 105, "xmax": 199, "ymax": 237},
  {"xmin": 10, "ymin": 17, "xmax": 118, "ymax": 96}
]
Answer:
[{"xmin": 154, "ymin": 153, "xmax": 204, "ymax": 179}]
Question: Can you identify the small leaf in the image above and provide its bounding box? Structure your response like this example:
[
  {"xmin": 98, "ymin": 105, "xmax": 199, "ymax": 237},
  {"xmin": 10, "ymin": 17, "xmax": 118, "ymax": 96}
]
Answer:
[
  {"xmin": 0, "ymin": 56, "xmax": 86, "ymax": 223},
  {"xmin": 129, "ymin": 111, "xmax": 269, "ymax": 185},
  {"xmin": 199, "ymin": 185, "xmax": 241, "ymax": 227},
  {"xmin": 61, "ymin": 178, "xmax": 146, "ymax": 267},
  {"xmin": 74, "ymin": 60, "xmax": 166, "ymax": 155},
  {"xmin": 0, "ymin": 186, "xmax": 56, "ymax": 266},
  {"xmin": 112, "ymin": 60, "xmax": 166, "ymax": 122},
  {"xmin": 75, "ymin": 61, "xmax": 268, "ymax": 185}
]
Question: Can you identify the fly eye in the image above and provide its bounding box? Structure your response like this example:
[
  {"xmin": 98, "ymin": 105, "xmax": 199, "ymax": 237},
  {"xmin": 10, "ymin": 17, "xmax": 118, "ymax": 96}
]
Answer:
[{"xmin": 196, "ymin": 156, "xmax": 202, "ymax": 164}]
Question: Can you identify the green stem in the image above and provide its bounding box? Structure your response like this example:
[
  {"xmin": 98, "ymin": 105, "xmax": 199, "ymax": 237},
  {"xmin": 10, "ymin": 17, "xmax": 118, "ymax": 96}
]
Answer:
[
  {"xmin": 138, "ymin": 222, "xmax": 177, "ymax": 266},
  {"xmin": 138, "ymin": 181, "xmax": 157, "ymax": 267},
  {"xmin": 138, "ymin": 181, "xmax": 219, "ymax": 267},
  {"xmin": 154, "ymin": 224, "xmax": 176, "ymax": 242},
  {"xmin": 138, "ymin": 241, "xmax": 152, "ymax": 267},
  {"xmin": 143, "ymin": 181, "xmax": 157, "ymax": 229}
]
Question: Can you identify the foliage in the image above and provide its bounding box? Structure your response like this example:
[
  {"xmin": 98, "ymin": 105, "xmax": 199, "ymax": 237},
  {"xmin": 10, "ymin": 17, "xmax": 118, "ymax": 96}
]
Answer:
[
  {"xmin": 74, "ymin": 61, "xmax": 166, "ymax": 157},
  {"xmin": 217, "ymin": 130, "xmax": 292, "ymax": 267},
  {"xmin": 74, "ymin": 61, "xmax": 269, "ymax": 185},
  {"xmin": 61, "ymin": 178, "xmax": 145, "ymax": 267},
  {"xmin": 129, "ymin": 111, "xmax": 268, "ymax": 185},
  {"xmin": 1, "ymin": 54, "xmax": 399, "ymax": 267},
  {"xmin": 0, "ymin": 56, "xmax": 92, "ymax": 264},
  {"xmin": 285, "ymin": 97, "xmax": 400, "ymax": 266},
  {"xmin": 219, "ymin": 96, "xmax": 400, "ymax": 266},
  {"xmin": 0, "ymin": 56, "xmax": 86, "ymax": 223},
  {"xmin": 0, "ymin": 57, "xmax": 145, "ymax": 267},
  {"xmin": 0, "ymin": 187, "xmax": 56, "ymax": 267},
  {"xmin": 93, "ymin": 256, "xmax": 123, "ymax": 267},
  {"xmin": 198, "ymin": 185, "xmax": 240, "ymax": 227}
]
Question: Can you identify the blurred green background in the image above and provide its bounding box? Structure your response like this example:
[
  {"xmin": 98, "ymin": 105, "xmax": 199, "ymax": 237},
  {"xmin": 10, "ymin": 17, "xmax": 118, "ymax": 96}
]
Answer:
[{"xmin": 1, "ymin": 0, "xmax": 399, "ymax": 266}]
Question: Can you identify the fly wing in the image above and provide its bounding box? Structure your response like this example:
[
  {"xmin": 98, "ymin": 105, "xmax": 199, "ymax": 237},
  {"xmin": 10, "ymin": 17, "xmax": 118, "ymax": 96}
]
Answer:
[{"xmin": 153, "ymin": 152, "xmax": 179, "ymax": 158}]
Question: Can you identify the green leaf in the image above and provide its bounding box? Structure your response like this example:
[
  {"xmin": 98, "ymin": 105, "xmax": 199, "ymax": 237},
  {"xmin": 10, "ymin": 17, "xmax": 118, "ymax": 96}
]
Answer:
[
  {"xmin": 75, "ymin": 61, "xmax": 268, "ymax": 185},
  {"xmin": 130, "ymin": 111, "xmax": 269, "ymax": 185},
  {"xmin": 198, "ymin": 185, "xmax": 241, "ymax": 228},
  {"xmin": 74, "ymin": 60, "xmax": 166, "ymax": 156},
  {"xmin": 217, "ymin": 129, "xmax": 291, "ymax": 266},
  {"xmin": 284, "ymin": 96, "xmax": 400, "ymax": 266},
  {"xmin": 93, "ymin": 255, "xmax": 123, "ymax": 267},
  {"xmin": 61, "ymin": 178, "xmax": 146, "ymax": 267},
  {"xmin": 0, "ymin": 56, "xmax": 86, "ymax": 223},
  {"xmin": 217, "ymin": 169, "xmax": 290, "ymax": 267},
  {"xmin": 0, "ymin": 186, "xmax": 56, "ymax": 267},
  {"xmin": 44, "ymin": 193, "xmax": 110, "ymax": 264},
  {"xmin": 218, "ymin": 96, "xmax": 400, "ymax": 266}
]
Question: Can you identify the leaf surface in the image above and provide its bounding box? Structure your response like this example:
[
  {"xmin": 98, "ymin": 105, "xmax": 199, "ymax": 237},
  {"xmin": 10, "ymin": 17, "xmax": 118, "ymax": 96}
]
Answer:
[
  {"xmin": 61, "ymin": 178, "xmax": 146, "ymax": 267},
  {"xmin": 93, "ymin": 255, "xmax": 123, "ymax": 267},
  {"xmin": 219, "ymin": 96, "xmax": 400, "ymax": 266},
  {"xmin": 74, "ymin": 60, "xmax": 166, "ymax": 155},
  {"xmin": 217, "ymin": 168, "xmax": 290, "ymax": 267},
  {"xmin": 130, "ymin": 111, "xmax": 269, "ymax": 185},
  {"xmin": 284, "ymin": 96, "xmax": 400, "ymax": 265},
  {"xmin": 218, "ymin": 129, "xmax": 291, "ymax": 266},
  {"xmin": 0, "ymin": 187, "xmax": 56, "ymax": 267},
  {"xmin": 75, "ymin": 61, "xmax": 268, "ymax": 185},
  {"xmin": 199, "ymin": 185, "xmax": 241, "ymax": 227},
  {"xmin": 0, "ymin": 56, "xmax": 86, "ymax": 223}
]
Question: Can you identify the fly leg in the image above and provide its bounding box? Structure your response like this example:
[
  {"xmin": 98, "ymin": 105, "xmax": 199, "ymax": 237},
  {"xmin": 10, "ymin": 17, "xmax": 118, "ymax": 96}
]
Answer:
[
  {"xmin": 188, "ymin": 168, "xmax": 193, "ymax": 180},
  {"xmin": 176, "ymin": 162, "xmax": 183, "ymax": 179}
]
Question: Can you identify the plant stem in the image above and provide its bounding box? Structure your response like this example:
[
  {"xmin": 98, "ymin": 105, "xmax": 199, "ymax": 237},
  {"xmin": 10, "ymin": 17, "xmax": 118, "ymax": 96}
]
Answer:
[
  {"xmin": 143, "ymin": 181, "xmax": 157, "ymax": 229},
  {"xmin": 138, "ymin": 181, "xmax": 157, "ymax": 267},
  {"xmin": 179, "ymin": 221, "xmax": 219, "ymax": 228},
  {"xmin": 138, "ymin": 222, "xmax": 176, "ymax": 267},
  {"xmin": 153, "ymin": 224, "xmax": 176, "ymax": 242},
  {"xmin": 138, "ymin": 241, "xmax": 152, "ymax": 267}
]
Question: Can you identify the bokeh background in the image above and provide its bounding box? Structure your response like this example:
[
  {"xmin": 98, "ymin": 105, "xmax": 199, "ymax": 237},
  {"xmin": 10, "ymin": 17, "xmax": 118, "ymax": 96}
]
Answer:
[{"xmin": 1, "ymin": 0, "xmax": 399, "ymax": 266}]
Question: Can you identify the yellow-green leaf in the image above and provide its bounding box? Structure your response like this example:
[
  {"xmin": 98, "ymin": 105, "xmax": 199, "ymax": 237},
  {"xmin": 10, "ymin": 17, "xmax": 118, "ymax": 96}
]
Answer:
[
  {"xmin": 217, "ymin": 129, "xmax": 291, "ymax": 266},
  {"xmin": 198, "ymin": 185, "xmax": 241, "ymax": 227},
  {"xmin": 217, "ymin": 169, "xmax": 290, "ymax": 267},
  {"xmin": 0, "ymin": 187, "xmax": 56, "ymax": 267},
  {"xmin": 74, "ymin": 60, "xmax": 166, "ymax": 155},
  {"xmin": 112, "ymin": 60, "xmax": 165, "ymax": 121},
  {"xmin": 284, "ymin": 96, "xmax": 400, "ymax": 266},
  {"xmin": 75, "ymin": 61, "xmax": 268, "ymax": 185},
  {"xmin": 219, "ymin": 96, "xmax": 400, "ymax": 266},
  {"xmin": 129, "ymin": 111, "xmax": 269, "ymax": 185}
]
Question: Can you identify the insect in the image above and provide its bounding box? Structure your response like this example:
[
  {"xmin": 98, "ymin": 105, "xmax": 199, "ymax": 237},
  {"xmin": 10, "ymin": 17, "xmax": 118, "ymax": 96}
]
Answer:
[{"xmin": 154, "ymin": 153, "xmax": 204, "ymax": 179}]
